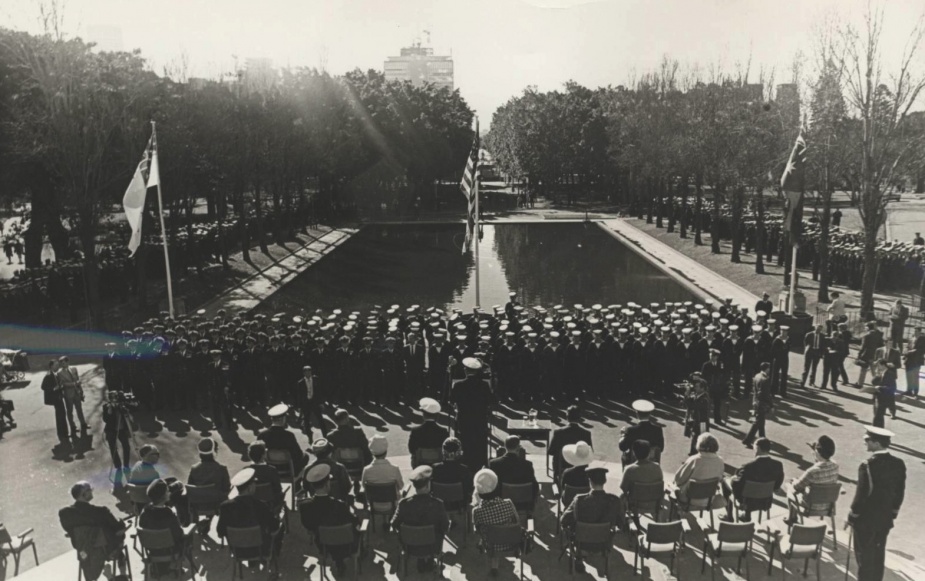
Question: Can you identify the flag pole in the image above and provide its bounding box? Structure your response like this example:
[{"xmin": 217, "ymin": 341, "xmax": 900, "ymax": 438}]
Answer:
[
  {"xmin": 151, "ymin": 121, "xmax": 175, "ymax": 317},
  {"xmin": 474, "ymin": 152, "xmax": 480, "ymax": 309},
  {"xmin": 789, "ymin": 243, "xmax": 798, "ymax": 314}
]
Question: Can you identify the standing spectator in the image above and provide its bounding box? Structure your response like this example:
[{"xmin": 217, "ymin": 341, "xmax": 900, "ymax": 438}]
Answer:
[
  {"xmin": 849, "ymin": 427, "xmax": 906, "ymax": 581},
  {"xmin": 856, "ymin": 321, "xmax": 884, "ymax": 387},
  {"xmin": 831, "ymin": 208, "xmax": 842, "ymax": 227},
  {"xmin": 826, "ymin": 291, "xmax": 846, "ymax": 333},
  {"xmin": 56, "ymin": 355, "xmax": 89, "ymax": 434},
  {"xmin": 871, "ymin": 359, "xmax": 898, "ymax": 428},
  {"xmin": 754, "ymin": 292, "xmax": 773, "ymax": 317},
  {"xmin": 801, "ymin": 325, "xmax": 827, "ymax": 388},
  {"xmin": 296, "ymin": 365, "xmax": 327, "ymax": 443},
  {"xmin": 889, "ymin": 299, "xmax": 909, "ymax": 345},
  {"xmin": 13, "ymin": 238, "xmax": 23, "ymax": 264},
  {"xmin": 903, "ymin": 327, "xmax": 924, "ymax": 396},
  {"xmin": 743, "ymin": 363, "xmax": 774, "ymax": 448},
  {"xmin": 102, "ymin": 392, "xmax": 135, "ymax": 489},
  {"xmin": 42, "ymin": 359, "xmax": 69, "ymax": 445},
  {"xmin": 3, "ymin": 239, "xmax": 12, "ymax": 264},
  {"xmin": 913, "ymin": 232, "xmax": 924, "ymax": 246}
]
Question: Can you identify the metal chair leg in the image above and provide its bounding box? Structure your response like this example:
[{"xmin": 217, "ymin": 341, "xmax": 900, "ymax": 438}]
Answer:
[{"xmin": 701, "ymin": 542, "xmax": 708, "ymax": 573}]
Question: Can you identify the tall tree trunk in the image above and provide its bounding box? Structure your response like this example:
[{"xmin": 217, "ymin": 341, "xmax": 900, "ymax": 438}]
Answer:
[
  {"xmin": 646, "ymin": 178, "xmax": 654, "ymax": 224},
  {"xmin": 730, "ymin": 185, "xmax": 744, "ymax": 263},
  {"xmin": 679, "ymin": 176, "xmax": 688, "ymax": 239},
  {"xmin": 711, "ymin": 183, "xmax": 722, "ymax": 254},
  {"xmin": 817, "ymin": 185, "xmax": 833, "ymax": 303},
  {"xmin": 694, "ymin": 172, "xmax": 704, "ymax": 246},
  {"xmin": 253, "ymin": 173, "xmax": 270, "ymax": 254},
  {"xmin": 860, "ymin": 227, "xmax": 878, "ymax": 316},
  {"xmin": 755, "ymin": 185, "xmax": 765, "ymax": 275}
]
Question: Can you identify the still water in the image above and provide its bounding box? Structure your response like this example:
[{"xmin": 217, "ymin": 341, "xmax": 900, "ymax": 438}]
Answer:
[{"xmin": 258, "ymin": 223, "xmax": 696, "ymax": 315}]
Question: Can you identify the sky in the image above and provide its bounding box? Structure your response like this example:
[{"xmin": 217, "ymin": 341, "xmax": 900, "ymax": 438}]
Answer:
[{"xmin": 2, "ymin": 0, "xmax": 923, "ymax": 128}]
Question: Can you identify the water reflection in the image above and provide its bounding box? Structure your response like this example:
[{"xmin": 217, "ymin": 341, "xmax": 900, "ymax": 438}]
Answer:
[{"xmin": 258, "ymin": 223, "xmax": 696, "ymax": 315}]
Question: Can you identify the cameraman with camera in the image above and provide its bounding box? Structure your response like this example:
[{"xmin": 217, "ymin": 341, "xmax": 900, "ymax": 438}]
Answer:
[{"xmin": 103, "ymin": 390, "xmax": 138, "ymax": 488}]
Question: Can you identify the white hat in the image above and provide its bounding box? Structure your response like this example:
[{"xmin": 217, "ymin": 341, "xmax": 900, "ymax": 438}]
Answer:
[
  {"xmin": 474, "ymin": 468, "xmax": 499, "ymax": 494},
  {"xmin": 865, "ymin": 426, "xmax": 895, "ymax": 439},
  {"xmin": 751, "ymin": 324, "xmax": 763, "ymax": 332},
  {"xmin": 305, "ymin": 464, "xmax": 332, "ymax": 483},
  {"xmin": 632, "ymin": 399, "xmax": 655, "ymax": 413},
  {"xmin": 231, "ymin": 468, "xmax": 256, "ymax": 488},
  {"xmin": 563, "ymin": 441, "xmax": 594, "ymax": 467},
  {"xmin": 369, "ymin": 435, "xmax": 389, "ymax": 455},
  {"xmin": 462, "ymin": 357, "xmax": 482, "ymax": 370},
  {"xmin": 268, "ymin": 403, "xmax": 289, "ymax": 417},
  {"xmin": 419, "ymin": 397, "xmax": 441, "ymax": 414}
]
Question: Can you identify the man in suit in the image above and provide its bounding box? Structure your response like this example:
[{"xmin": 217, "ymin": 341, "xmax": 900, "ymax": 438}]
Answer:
[
  {"xmin": 391, "ymin": 466, "xmax": 450, "ymax": 573},
  {"xmin": 257, "ymin": 404, "xmax": 308, "ymax": 474},
  {"xmin": 560, "ymin": 463, "xmax": 622, "ymax": 573},
  {"xmin": 619, "ymin": 399, "xmax": 665, "ymax": 466},
  {"xmin": 549, "ymin": 405, "xmax": 593, "ymax": 478},
  {"xmin": 218, "ymin": 469, "xmax": 283, "ymax": 563},
  {"xmin": 722, "ymin": 325, "xmax": 744, "ymax": 397},
  {"xmin": 770, "ymin": 326, "xmax": 790, "ymax": 397},
  {"xmin": 723, "ymin": 438, "xmax": 784, "ymax": 521},
  {"xmin": 801, "ymin": 325, "xmax": 827, "ymax": 387},
  {"xmin": 327, "ymin": 408, "xmax": 372, "ymax": 467},
  {"xmin": 903, "ymin": 327, "xmax": 925, "ymax": 396},
  {"xmin": 849, "ymin": 426, "xmax": 906, "ymax": 581},
  {"xmin": 59, "ymin": 480, "xmax": 128, "ymax": 580},
  {"xmin": 408, "ymin": 398, "xmax": 450, "ymax": 467},
  {"xmin": 403, "ymin": 331, "xmax": 427, "ymax": 401},
  {"xmin": 857, "ymin": 322, "xmax": 885, "ymax": 387},
  {"xmin": 743, "ymin": 363, "xmax": 774, "ymax": 448},
  {"xmin": 488, "ymin": 436, "xmax": 539, "ymax": 504},
  {"xmin": 42, "ymin": 359, "xmax": 69, "ymax": 444},
  {"xmin": 299, "ymin": 464, "xmax": 359, "ymax": 576},
  {"xmin": 296, "ymin": 365, "xmax": 327, "ymax": 442},
  {"xmin": 187, "ymin": 437, "xmax": 232, "ymax": 505}
]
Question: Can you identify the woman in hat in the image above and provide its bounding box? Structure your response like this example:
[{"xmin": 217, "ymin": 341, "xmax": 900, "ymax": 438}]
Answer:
[{"xmin": 472, "ymin": 468, "xmax": 519, "ymax": 575}]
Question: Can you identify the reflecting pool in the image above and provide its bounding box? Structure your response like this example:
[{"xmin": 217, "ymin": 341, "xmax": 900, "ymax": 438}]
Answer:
[{"xmin": 258, "ymin": 223, "xmax": 697, "ymax": 314}]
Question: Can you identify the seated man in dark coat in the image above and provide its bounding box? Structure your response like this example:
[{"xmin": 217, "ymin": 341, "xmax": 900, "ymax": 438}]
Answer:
[
  {"xmin": 138, "ymin": 479, "xmax": 195, "ymax": 571},
  {"xmin": 549, "ymin": 405, "xmax": 593, "ymax": 479},
  {"xmin": 408, "ymin": 398, "xmax": 450, "ymax": 467},
  {"xmin": 431, "ymin": 437, "xmax": 473, "ymax": 511},
  {"xmin": 217, "ymin": 468, "xmax": 283, "ymax": 562},
  {"xmin": 560, "ymin": 463, "xmax": 622, "ymax": 573},
  {"xmin": 488, "ymin": 436, "xmax": 539, "ymax": 509},
  {"xmin": 247, "ymin": 441, "xmax": 284, "ymax": 511},
  {"xmin": 391, "ymin": 466, "xmax": 450, "ymax": 573},
  {"xmin": 724, "ymin": 438, "xmax": 784, "ymax": 521},
  {"xmin": 59, "ymin": 480, "xmax": 128, "ymax": 580},
  {"xmin": 186, "ymin": 437, "xmax": 231, "ymax": 504},
  {"xmin": 327, "ymin": 408, "xmax": 372, "ymax": 467},
  {"xmin": 298, "ymin": 464, "xmax": 359, "ymax": 576},
  {"xmin": 257, "ymin": 403, "xmax": 308, "ymax": 474}
]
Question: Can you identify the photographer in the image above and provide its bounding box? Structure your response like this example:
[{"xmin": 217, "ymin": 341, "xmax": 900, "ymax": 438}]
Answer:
[{"xmin": 103, "ymin": 390, "xmax": 137, "ymax": 488}]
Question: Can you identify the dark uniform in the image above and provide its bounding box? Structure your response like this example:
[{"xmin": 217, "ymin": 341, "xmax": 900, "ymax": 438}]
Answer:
[
  {"xmin": 217, "ymin": 494, "xmax": 281, "ymax": 560},
  {"xmin": 257, "ymin": 425, "xmax": 308, "ymax": 474},
  {"xmin": 849, "ymin": 447, "xmax": 906, "ymax": 581},
  {"xmin": 618, "ymin": 420, "xmax": 665, "ymax": 466},
  {"xmin": 770, "ymin": 333, "xmax": 790, "ymax": 396},
  {"xmin": 450, "ymin": 373, "xmax": 495, "ymax": 471},
  {"xmin": 390, "ymin": 492, "xmax": 450, "ymax": 553},
  {"xmin": 408, "ymin": 419, "xmax": 450, "ymax": 467},
  {"xmin": 298, "ymin": 494, "xmax": 358, "ymax": 559},
  {"xmin": 549, "ymin": 423, "xmax": 592, "ymax": 478}
]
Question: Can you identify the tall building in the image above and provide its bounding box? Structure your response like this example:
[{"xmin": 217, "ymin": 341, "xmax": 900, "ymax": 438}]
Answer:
[
  {"xmin": 243, "ymin": 57, "xmax": 276, "ymax": 92},
  {"xmin": 384, "ymin": 41, "xmax": 454, "ymax": 90},
  {"xmin": 85, "ymin": 24, "xmax": 124, "ymax": 53}
]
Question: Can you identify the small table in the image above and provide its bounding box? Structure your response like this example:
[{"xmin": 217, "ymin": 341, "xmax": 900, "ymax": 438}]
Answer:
[{"xmin": 506, "ymin": 419, "xmax": 553, "ymax": 476}]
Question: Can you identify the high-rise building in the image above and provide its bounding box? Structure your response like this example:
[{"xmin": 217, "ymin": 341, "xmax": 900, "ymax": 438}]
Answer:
[
  {"xmin": 384, "ymin": 41, "xmax": 453, "ymax": 90},
  {"xmin": 243, "ymin": 57, "xmax": 276, "ymax": 92}
]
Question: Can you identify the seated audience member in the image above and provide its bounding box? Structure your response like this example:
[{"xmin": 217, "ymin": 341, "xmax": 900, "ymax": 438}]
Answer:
[
  {"xmin": 549, "ymin": 405, "xmax": 593, "ymax": 478},
  {"xmin": 431, "ymin": 437, "xmax": 473, "ymax": 510},
  {"xmin": 298, "ymin": 464, "xmax": 359, "ymax": 576},
  {"xmin": 217, "ymin": 469, "xmax": 283, "ymax": 561},
  {"xmin": 362, "ymin": 434, "xmax": 404, "ymax": 526},
  {"xmin": 298, "ymin": 439, "xmax": 352, "ymax": 502},
  {"xmin": 391, "ymin": 466, "xmax": 450, "ymax": 572},
  {"xmin": 257, "ymin": 403, "xmax": 308, "ymax": 473},
  {"xmin": 139, "ymin": 479, "xmax": 195, "ymax": 571},
  {"xmin": 129, "ymin": 444, "xmax": 190, "ymax": 525},
  {"xmin": 187, "ymin": 437, "xmax": 232, "ymax": 503},
  {"xmin": 786, "ymin": 435, "xmax": 839, "ymax": 524},
  {"xmin": 559, "ymin": 441, "xmax": 593, "ymax": 506},
  {"xmin": 488, "ymin": 436, "xmax": 539, "ymax": 502},
  {"xmin": 472, "ymin": 469, "xmax": 520, "ymax": 576},
  {"xmin": 59, "ymin": 480, "xmax": 128, "ymax": 580},
  {"xmin": 327, "ymin": 408, "xmax": 372, "ymax": 467},
  {"xmin": 247, "ymin": 441, "xmax": 284, "ymax": 510},
  {"xmin": 674, "ymin": 433, "xmax": 728, "ymax": 504},
  {"xmin": 724, "ymin": 438, "xmax": 784, "ymax": 521},
  {"xmin": 408, "ymin": 398, "xmax": 450, "ymax": 467},
  {"xmin": 560, "ymin": 462, "xmax": 622, "ymax": 573},
  {"xmin": 620, "ymin": 439, "xmax": 664, "ymax": 496}
]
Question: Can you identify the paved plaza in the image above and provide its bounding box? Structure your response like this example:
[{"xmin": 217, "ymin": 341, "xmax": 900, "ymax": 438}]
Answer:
[{"xmin": 1, "ymin": 217, "xmax": 923, "ymax": 580}]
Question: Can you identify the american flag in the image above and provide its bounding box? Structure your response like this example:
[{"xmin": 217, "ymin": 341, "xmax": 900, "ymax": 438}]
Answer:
[{"xmin": 460, "ymin": 118, "xmax": 479, "ymax": 253}]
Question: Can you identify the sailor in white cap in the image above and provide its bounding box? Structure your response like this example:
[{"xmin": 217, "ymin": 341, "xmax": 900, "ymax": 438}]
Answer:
[
  {"xmin": 619, "ymin": 399, "xmax": 665, "ymax": 466},
  {"xmin": 449, "ymin": 355, "xmax": 494, "ymax": 470},
  {"xmin": 391, "ymin": 465, "xmax": 449, "ymax": 571},
  {"xmin": 219, "ymin": 467, "xmax": 283, "ymax": 559},
  {"xmin": 848, "ymin": 425, "xmax": 906, "ymax": 581},
  {"xmin": 408, "ymin": 398, "xmax": 449, "ymax": 468},
  {"xmin": 257, "ymin": 403, "xmax": 307, "ymax": 473}
]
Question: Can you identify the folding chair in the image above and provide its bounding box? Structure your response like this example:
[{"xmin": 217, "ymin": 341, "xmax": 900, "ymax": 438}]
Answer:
[
  {"xmin": 483, "ymin": 521, "xmax": 534, "ymax": 581},
  {"xmin": 185, "ymin": 484, "xmax": 220, "ymax": 534},
  {"xmin": 135, "ymin": 526, "xmax": 196, "ymax": 579},
  {"xmin": 126, "ymin": 483, "xmax": 151, "ymax": 523},
  {"xmin": 670, "ymin": 478, "xmax": 721, "ymax": 529},
  {"xmin": 72, "ymin": 525, "xmax": 132, "ymax": 581},
  {"xmin": 701, "ymin": 521, "xmax": 755, "ymax": 581},
  {"xmin": 316, "ymin": 520, "xmax": 368, "ymax": 581},
  {"xmin": 413, "ymin": 447, "xmax": 443, "ymax": 468},
  {"xmin": 225, "ymin": 525, "xmax": 278, "ymax": 581},
  {"xmin": 266, "ymin": 449, "xmax": 297, "ymax": 510},
  {"xmin": 634, "ymin": 519, "xmax": 687, "ymax": 580},
  {"xmin": 364, "ymin": 482, "xmax": 399, "ymax": 532},
  {"xmin": 766, "ymin": 522, "xmax": 826, "ymax": 581},
  {"xmin": 786, "ymin": 482, "xmax": 841, "ymax": 546},
  {"xmin": 738, "ymin": 481, "xmax": 776, "ymax": 523},
  {"xmin": 565, "ymin": 521, "xmax": 616, "ymax": 576},
  {"xmin": 500, "ymin": 482, "xmax": 536, "ymax": 520},
  {"xmin": 254, "ymin": 482, "xmax": 289, "ymax": 531},
  {"xmin": 552, "ymin": 483, "xmax": 590, "ymax": 533},
  {"xmin": 625, "ymin": 480, "xmax": 668, "ymax": 541},
  {"xmin": 333, "ymin": 447, "xmax": 365, "ymax": 482},
  {"xmin": 398, "ymin": 524, "xmax": 444, "ymax": 577},
  {"xmin": 0, "ymin": 523, "xmax": 38, "ymax": 576},
  {"xmin": 431, "ymin": 481, "xmax": 469, "ymax": 545}
]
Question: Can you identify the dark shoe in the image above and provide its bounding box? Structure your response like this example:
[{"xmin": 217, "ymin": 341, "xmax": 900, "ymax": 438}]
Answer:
[
  {"xmin": 743, "ymin": 441, "xmax": 754, "ymax": 449},
  {"xmin": 574, "ymin": 559, "xmax": 586, "ymax": 573}
]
